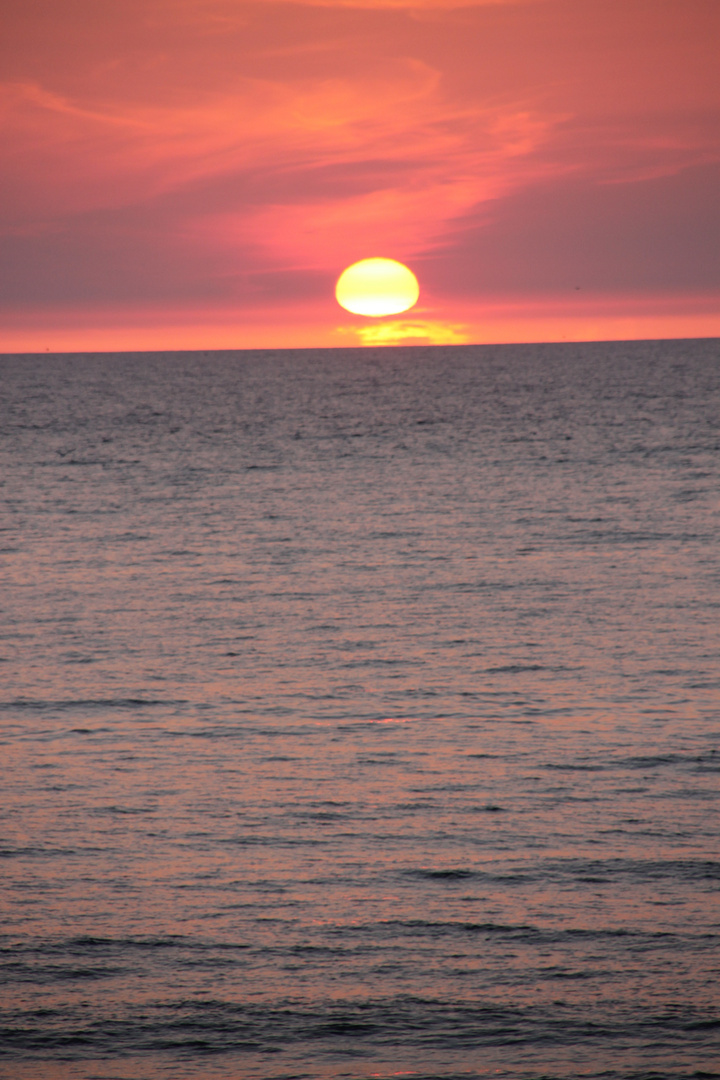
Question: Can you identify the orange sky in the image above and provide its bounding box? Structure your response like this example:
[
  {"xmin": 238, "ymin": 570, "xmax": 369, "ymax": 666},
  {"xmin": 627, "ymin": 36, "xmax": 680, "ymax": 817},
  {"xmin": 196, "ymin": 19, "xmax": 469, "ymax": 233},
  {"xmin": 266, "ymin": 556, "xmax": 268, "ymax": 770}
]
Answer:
[{"xmin": 1, "ymin": 0, "xmax": 719, "ymax": 350}]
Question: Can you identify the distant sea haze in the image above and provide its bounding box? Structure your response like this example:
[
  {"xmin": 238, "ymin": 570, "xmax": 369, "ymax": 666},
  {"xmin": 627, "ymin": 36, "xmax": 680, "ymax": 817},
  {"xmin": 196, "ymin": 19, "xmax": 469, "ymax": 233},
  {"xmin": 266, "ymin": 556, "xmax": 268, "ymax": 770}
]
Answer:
[{"xmin": 1, "ymin": 340, "xmax": 718, "ymax": 1080}]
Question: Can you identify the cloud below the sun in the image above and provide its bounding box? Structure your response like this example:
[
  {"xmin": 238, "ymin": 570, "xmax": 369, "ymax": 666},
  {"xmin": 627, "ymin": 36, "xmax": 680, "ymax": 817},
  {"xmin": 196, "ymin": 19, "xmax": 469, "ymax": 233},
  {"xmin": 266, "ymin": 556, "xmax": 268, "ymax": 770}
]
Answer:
[{"xmin": 340, "ymin": 319, "xmax": 470, "ymax": 345}]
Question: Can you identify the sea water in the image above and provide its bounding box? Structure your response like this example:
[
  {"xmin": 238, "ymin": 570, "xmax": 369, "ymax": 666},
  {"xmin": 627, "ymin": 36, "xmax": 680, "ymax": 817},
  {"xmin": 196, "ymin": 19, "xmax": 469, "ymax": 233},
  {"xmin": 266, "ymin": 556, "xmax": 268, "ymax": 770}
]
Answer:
[{"xmin": 1, "ymin": 340, "xmax": 718, "ymax": 1080}]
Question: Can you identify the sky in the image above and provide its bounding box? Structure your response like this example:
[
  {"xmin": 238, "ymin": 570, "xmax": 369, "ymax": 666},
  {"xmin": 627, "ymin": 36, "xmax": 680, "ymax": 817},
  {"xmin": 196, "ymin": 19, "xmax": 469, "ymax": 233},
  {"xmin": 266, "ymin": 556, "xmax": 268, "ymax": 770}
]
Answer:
[{"xmin": 1, "ymin": 0, "xmax": 719, "ymax": 351}]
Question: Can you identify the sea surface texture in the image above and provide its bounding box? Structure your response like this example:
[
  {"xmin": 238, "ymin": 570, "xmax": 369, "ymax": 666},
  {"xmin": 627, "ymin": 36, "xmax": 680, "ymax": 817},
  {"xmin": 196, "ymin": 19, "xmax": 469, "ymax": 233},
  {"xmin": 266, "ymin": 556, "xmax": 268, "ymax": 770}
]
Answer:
[{"xmin": 1, "ymin": 340, "xmax": 719, "ymax": 1080}]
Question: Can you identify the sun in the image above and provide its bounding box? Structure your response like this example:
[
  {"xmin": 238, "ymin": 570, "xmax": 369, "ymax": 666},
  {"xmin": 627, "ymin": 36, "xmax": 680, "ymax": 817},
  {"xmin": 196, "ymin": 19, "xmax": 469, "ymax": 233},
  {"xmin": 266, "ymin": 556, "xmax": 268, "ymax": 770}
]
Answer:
[{"xmin": 335, "ymin": 258, "xmax": 419, "ymax": 317}]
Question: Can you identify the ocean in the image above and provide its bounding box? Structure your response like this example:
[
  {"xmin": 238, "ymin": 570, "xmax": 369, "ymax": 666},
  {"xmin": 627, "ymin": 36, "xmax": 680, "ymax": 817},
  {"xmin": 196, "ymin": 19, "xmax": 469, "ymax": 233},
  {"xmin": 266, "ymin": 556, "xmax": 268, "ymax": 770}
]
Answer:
[{"xmin": 1, "ymin": 339, "xmax": 718, "ymax": 1080}]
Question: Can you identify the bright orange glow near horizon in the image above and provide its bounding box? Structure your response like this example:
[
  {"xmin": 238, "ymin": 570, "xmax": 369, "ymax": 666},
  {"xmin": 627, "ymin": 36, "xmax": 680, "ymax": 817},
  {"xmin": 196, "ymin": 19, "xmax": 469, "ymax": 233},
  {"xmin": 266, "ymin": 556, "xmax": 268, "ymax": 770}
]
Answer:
[{"xmin": 1, "ymin": 0, "xmax": 718, "ymax": 351}]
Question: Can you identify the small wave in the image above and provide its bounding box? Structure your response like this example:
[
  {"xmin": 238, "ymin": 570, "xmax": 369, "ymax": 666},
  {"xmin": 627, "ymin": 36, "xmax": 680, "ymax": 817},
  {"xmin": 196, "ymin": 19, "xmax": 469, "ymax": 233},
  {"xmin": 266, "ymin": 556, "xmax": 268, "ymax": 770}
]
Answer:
[
  {"xmin": 0, "ymin": 697, "xmax": 180, "ymax": 712},
  {"xmin": 542, "ymin": 857, "xmax": 720, "ymax": 883},
  {"xmin": 1, "ymin": 963, "xmax": 121, "ymax": 983},
  {"xmin": 543, "ymin": 762, "xmax": 606, "ymax": 771},
  {"xmin": 1, "ymin": 935, "xmax": 252, "ymax": 959},
  {"xmin": 485, "ymin": 664, "xmax": 547, "ymax": 673},
  {"xmin": 623, "ymin": 752, "xmax": 720, "ymax": 771},
  {"xmin": 405, "ymin": 868, "xmax": 478, "ymax": 881},
  {"xmin": 0, "ymin": 846, "xmax": 79, "ymax": 859}
]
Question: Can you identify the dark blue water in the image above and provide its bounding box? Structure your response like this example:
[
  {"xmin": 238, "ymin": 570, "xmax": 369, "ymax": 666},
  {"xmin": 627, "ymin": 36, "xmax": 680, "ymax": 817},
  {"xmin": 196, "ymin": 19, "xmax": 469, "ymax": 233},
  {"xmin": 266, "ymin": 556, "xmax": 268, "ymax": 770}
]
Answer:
[{"xmin": 1, "ymin": 340, "xmax": 719, "ymax": 1079}]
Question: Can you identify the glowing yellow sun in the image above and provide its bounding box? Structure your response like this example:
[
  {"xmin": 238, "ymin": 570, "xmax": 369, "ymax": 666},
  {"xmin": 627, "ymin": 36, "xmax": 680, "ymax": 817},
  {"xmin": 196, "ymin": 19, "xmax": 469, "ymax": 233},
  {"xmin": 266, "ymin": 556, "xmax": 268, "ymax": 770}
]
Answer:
[{"xmin": 335, "ymin": 258, "xmax": 419, "ymax": 317}]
